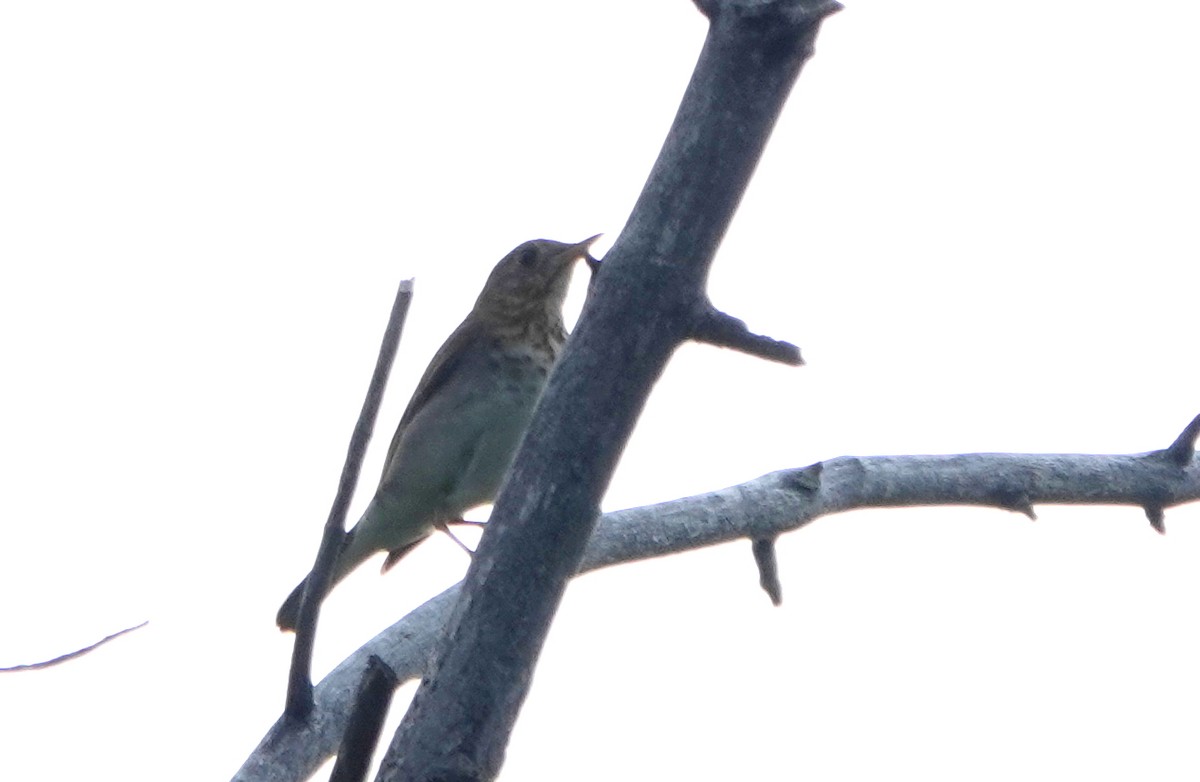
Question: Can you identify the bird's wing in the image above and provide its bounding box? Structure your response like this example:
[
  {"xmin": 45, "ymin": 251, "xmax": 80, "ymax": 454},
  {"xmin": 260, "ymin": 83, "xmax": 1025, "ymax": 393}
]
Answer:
[
  {"xmin": 381, "ymin": 535, "xmax": 428, "ymax": 573},
  {"xmin": 380, "ymin": 316, "xmax": 488, "ymax": 481}
]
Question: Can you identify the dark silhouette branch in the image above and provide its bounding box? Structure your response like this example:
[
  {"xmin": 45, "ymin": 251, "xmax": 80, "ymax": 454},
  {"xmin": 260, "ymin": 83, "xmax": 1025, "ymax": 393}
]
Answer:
[
  {"xmin": 1140, "ymin": 413, "xmax": 1199, "ymax": 534},
  {"xmin": 284, "ymin": 278, "xmax": 413, "ymax": 721},
  {"xmin": 376, "ymin": 2, "xmax": 838, "ymax": 779},
  {"xmin": 691, "ymin": 305, "xmax": 803, "ymax": 366},
  {"xmin": 328, "ymin": 656, "xmax": 400, "ymax": 782},
  {"xmin": 1165, "ymin": 413, "xmax": 1200, "ymax": 467},
  {"xmin": 0, "ymin": 621, "xmax": 148, "ymax": 672},
  {"xmin": 751, "ymin": 537, "xmax": 783, "ymax": 605},
  {"xmin": 234, "ymin": 428, "xmax": 1200, "ymax": 781},
  {"xmin": 1145, "ymin": 504, "xmax": 1166, "ymax": 534}
]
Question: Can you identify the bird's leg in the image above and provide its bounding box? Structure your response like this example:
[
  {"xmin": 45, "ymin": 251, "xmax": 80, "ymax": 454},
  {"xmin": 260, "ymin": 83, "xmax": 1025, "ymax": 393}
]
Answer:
[{"xmin": 434, "ymin": 518, "xmax": 477, "ymax": 556}]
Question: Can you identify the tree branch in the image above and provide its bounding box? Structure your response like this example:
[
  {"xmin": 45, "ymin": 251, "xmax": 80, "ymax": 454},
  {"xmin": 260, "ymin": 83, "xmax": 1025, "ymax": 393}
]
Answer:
[
  {"xmin": 328, "ymin": 656, "xmax": 400, "ymax": 782},
  {"xmin": 751, "ymin": 537, "xmax": 783, "ymax": 605},
  {"xmin": 0, "ymin": 621, "xmax": 148, "ymax": 672},
  {"xmin": 234, "ymin": 433, "xmax": 1200, "ymax": 781},
  {"xmin": 284, "ymin": 278, "xmax": 413, "ymax": 720},
  {"xmin": 1165, "ymin": 413, "xmax": 1200, "ymax": 468},
  {"xmin": 691, "ymin": 304, "xmax": 803, "ymax": 366},
  {"xmin": 376, "ymin": 3, "xmax": 839, "ymax": 778}
]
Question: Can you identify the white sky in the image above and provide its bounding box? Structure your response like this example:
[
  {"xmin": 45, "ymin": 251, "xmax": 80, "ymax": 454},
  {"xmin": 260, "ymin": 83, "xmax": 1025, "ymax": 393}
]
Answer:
[{"xmin": 2, "ymin": 2, "xmax": 1198, "ymax": 780}]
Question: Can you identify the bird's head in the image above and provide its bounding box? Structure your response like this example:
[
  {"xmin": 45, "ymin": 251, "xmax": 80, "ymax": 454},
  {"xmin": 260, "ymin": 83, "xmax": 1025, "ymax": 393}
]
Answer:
[{"xmin": 473, "ymin": 235, "xmax": 601, "ymax": 324}]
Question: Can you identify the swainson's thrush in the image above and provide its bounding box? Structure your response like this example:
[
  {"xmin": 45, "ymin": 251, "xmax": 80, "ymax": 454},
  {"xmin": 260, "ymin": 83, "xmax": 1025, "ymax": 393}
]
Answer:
[{"xmin": 276, "ymin": 235, "xmax": 599, "ymax": 631}]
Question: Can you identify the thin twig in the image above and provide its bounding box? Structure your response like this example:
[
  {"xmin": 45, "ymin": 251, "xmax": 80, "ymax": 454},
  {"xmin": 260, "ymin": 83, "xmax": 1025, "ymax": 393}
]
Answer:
[
  {"xmin": 285, "ymin": 278, "xmax": 414, "ymax": 721},
  {"xmin": 0, "ymin": 621, "xmax": 148, "ymax": 672}
]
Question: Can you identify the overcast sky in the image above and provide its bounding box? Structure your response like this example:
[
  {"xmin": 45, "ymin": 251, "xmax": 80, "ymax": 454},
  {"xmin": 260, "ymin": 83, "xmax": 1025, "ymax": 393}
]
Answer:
[{"xmin": 2, "ymin": 2, "xmax": 1198, "ymax": 780}]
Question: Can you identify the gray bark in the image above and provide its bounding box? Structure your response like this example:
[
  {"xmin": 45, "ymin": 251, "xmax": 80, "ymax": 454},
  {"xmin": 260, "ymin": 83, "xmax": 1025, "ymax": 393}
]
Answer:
[
  {"xmin": 234, "ymin": 439, "xmax": 1200, "ymax": 781},
  {"xmin": 376, "ymin": 1, "xmax": 839, "ymax": 779}
]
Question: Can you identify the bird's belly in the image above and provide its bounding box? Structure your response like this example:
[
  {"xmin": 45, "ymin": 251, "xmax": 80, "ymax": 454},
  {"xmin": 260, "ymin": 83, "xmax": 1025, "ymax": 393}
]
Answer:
[
  {"xmin": 377, "ymin": 361, "xmax": 548, "ymax": 526},
  {"xmin": 443, "ymin": 376, "xmax": 544, "ymax": 511}
]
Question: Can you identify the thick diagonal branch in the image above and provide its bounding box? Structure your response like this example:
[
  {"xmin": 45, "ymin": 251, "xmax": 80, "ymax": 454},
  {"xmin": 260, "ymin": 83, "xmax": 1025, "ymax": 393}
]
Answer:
[{"xmin": 376, "ymin": 3, "xmax": 839, "ymax": 780}]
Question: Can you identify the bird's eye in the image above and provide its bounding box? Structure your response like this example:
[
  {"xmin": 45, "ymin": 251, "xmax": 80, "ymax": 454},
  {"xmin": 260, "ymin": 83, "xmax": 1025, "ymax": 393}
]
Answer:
[{"xmin": 517, "ymin": 245, "xmax": 539, "ymax": 267}]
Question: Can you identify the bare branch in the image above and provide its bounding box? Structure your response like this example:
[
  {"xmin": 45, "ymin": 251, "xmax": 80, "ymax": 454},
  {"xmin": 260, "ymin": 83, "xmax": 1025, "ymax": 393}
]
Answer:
[
  {"xmin": 378, "ymin": 4, "xmax": 842, "ymax": 778},
  {"xmin": 691, "ymin": 305, "xmax": 803, "ymax": 366},
  {"xmin": 1145, "ymin": 504, "xmax": 1166, "ymax": 535},
  {"xmin": 284, "ymin": 278, "xmax": 413, "ymax": 721},
  {"xmin": 751, "ymin": 537, "xmax": 783, "ymax": 606},
  {"xmin": 1165, "ymin": 413, "xmax": 1200, "ymax": 467},
  {"xmin": 0, "ymin": 621, "xmax": 148, "ymax": 672},
  {"xmin": 1132, "ymin": 415, "xmax": 1200, "ymax": 534},
  {"xmin": 993, "ymin": 488, "xmax": 1038, "ymax": 520},
  {"xmin": 328, "ymin": 656, "xmax": 399, "ymax": 782},
  {"xmin": 234, "ymin": 436, "xmax": 1200, "ymax": 782}
]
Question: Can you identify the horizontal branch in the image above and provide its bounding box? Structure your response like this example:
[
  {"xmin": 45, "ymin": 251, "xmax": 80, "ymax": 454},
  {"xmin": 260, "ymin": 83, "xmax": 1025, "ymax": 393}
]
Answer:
[{"xmin": 235, "ymin": 440, "xmax": 1200, "ymax": 781}]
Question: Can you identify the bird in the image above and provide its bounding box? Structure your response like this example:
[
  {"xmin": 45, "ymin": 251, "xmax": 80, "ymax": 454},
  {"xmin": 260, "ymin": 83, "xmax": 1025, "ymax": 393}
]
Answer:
[{"xmin": 276, "ymin": 235, "xmax": 600, "ymax": 632}]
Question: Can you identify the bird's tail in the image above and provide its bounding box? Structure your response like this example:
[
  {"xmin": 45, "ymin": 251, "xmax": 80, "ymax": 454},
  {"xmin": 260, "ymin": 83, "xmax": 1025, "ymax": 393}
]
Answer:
[
  {"xmin": 275, "ymin": 578, "xmax": 308, "ymax": 633},
  {"xmin": 275, "ymin": 528, "xmax": 362, "ymax": 633}
]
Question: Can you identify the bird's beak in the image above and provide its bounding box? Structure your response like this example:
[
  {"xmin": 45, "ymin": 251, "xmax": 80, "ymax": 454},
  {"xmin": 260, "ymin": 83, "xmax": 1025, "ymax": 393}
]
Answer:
[
  {"xmin": 571, "ymin": 234, "xmax": 602, "ymax": 257},
  {"xmin": 569, "ymin": 234, "xmax": 603, "ymax": 276}
]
